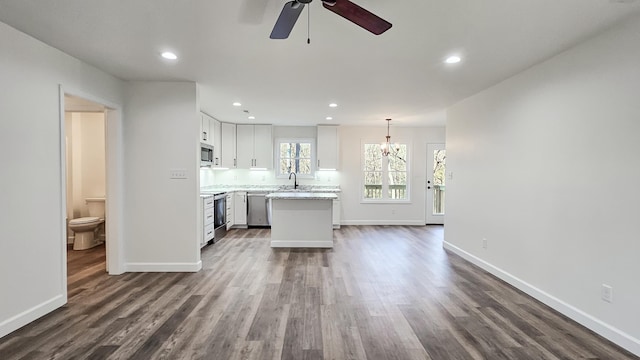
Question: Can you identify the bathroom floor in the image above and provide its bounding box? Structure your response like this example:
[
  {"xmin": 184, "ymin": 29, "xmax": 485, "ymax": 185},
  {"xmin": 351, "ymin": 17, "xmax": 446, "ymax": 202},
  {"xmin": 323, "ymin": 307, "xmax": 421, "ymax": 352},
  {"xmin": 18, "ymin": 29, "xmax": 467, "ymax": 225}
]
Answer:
[{"xmin": 66, "ymin": 243, "xmax": 106, "ymax": 291}]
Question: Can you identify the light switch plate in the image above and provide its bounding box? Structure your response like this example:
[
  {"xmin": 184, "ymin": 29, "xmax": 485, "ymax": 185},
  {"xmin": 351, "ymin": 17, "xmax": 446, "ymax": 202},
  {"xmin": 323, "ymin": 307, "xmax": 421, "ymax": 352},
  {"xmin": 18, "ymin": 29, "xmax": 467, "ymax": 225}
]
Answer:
[
  {"xmin": 169, "ymin": 168, "xmax": 187, "ymax": 179},
  {"xmin": 602, "ymin": 284, "xmax": 613, "ymax": 303}
]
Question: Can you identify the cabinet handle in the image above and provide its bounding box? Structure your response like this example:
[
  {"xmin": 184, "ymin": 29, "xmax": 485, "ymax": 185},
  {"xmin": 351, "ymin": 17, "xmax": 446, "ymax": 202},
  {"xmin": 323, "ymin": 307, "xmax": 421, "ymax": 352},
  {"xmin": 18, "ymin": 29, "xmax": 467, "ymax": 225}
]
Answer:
[
  {"xmin": 203, "ymin": 131, "xmax": 207, "ymax": 140},
  {"xmin": 215, "ymin": 158, "xmax": 219, "ymax": 166},
  {"xmin": 234, "ymin": 158, "xmax": 236, "ymax": 167},
  {"xmin": 318, "ymin": 159, "xmax": 320, "ymax": 167}
]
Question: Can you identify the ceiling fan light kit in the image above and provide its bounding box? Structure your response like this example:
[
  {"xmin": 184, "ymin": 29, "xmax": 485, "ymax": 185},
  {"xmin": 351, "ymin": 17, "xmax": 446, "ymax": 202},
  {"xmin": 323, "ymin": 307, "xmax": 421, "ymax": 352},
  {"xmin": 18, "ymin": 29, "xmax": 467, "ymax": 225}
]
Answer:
[{"xmin": 270, "ymin": 0, "xmax": 392, "ymax": 40}]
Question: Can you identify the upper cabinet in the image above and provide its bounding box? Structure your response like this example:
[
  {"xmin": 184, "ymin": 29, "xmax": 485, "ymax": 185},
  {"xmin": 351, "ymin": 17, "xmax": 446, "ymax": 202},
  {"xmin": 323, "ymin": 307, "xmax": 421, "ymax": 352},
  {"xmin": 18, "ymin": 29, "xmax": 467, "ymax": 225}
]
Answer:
[
  {"xmin": 317, "ymin": 125, "xmax": 339, "ymax": 170},
  {"xmin": 237, "ymin": 124, "xmax": 272, "ymax": 169},
  {"xmin": 200, "ymin": 113, "xmax": 213, "ymax": 146},
  {"xmin": 221, "ymin": 122, "xmax": 237, "ymax": 168},
  {"xmin": 212, "ymin": 118, "xmax": 222, "ymax": 167},
  {"xmin": 201, "ymin": 112, "xmax": 223, "ymax": 166}
]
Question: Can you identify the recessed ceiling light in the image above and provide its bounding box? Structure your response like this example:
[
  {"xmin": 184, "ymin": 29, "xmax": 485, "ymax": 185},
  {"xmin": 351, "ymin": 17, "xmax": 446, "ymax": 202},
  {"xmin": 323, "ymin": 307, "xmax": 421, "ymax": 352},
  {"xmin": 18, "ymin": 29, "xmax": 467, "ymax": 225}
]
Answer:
[
  {"xmin": 445, "ymin": 55, "xmax": 461, "ymax": 64},
  {"xmin": 248, "ymin": 116, "xmax": 255, "ymax": 120},
  {"xmin": 326, "ymin": 117, "xmax": 333, "ymax": 120},
  {"xmin": 161, "ymin": 52, "xmax": 178, "ymax": 60},
  {"xmin": 233, "ymin": 102, "xmax": 242, "ymax": 107},
  {"xmin": 329, "ymin": 103, "xmax": 338, "ymax": 108}
]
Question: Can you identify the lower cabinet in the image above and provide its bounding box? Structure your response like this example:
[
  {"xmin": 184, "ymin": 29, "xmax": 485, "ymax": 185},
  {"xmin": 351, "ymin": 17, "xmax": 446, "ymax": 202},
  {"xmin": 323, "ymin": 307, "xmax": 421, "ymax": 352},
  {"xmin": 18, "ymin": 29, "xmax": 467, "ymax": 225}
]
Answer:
[
  {"xmin": 226, "ymin": 193, "xmax": 234, "ymax": 230},
  {"xmin": 234, "ymin": 191, "xmax": 247, "ymax": 227},
  {"xmin": 202, "ymin": 195, "xmax": 214, "ymax": 247},
  {"xmin": 333, "ymin": 195, "xmax": 341, "ymax": 229}
]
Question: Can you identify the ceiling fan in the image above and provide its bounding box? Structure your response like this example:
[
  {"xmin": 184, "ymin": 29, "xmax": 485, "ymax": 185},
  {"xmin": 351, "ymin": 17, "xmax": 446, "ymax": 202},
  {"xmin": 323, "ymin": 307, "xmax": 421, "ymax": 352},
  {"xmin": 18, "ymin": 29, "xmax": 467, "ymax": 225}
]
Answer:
[{"xmin": 270, "ymin": 0, "xmax": 392, "ymax": 39}]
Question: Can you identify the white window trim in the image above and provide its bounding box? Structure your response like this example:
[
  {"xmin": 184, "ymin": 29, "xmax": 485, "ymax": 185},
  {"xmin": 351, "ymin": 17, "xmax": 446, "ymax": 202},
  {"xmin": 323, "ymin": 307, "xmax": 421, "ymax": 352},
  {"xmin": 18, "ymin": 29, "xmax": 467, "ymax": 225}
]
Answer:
[
  {"xmin": 360, "ymin": 138, "xmax": 411, "ymax": 203},
  {"xmin": 275, "ymin": 138, "xmax": 316, "ymax": 179}
]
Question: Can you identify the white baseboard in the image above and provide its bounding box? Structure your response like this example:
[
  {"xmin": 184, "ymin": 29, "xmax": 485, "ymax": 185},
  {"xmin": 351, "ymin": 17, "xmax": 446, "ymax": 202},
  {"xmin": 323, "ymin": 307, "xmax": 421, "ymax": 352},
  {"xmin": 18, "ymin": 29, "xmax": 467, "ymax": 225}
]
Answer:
[
  {"xmin": 443, "ymin": 241, "xmax": 640, "ymax": 357},
  {"xmin": 340, "ymin": 220, "xmax": 425, "ymax": 226},
  {"xmin": 0, "ymin": 294, "xmax": 66, "ymax": 339},
  {"xmin": 270, "ymin": 240, "xmax": 334, "ymax": 248},
  {"xmin": 125, "ymin": 260, "xmax": 202, "ymax": 272}
]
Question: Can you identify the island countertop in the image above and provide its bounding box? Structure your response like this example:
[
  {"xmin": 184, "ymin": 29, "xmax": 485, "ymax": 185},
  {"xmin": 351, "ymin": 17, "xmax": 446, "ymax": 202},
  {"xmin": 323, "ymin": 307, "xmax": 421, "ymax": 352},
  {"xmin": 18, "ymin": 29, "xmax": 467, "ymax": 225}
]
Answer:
[{"xmin": 266, "ymin": 192, "xmax": 338, "ymax": 200}]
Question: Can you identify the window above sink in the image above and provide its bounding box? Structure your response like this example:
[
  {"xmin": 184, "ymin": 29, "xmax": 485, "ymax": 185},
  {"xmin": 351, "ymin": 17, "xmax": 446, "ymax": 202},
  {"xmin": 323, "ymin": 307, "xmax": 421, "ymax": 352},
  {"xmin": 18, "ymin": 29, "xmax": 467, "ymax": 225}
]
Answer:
[{"xmin": 276, "ymin": 138, "xmax": 315, "ymax": 179}]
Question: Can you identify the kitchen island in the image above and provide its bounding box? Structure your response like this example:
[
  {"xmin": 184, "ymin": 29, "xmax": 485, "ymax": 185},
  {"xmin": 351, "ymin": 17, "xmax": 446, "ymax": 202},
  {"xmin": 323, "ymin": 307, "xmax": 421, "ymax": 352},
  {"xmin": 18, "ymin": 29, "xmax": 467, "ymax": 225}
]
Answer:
[{"xmin": 266, "ymin": 192, "xmax": 338, "ymax": 248}]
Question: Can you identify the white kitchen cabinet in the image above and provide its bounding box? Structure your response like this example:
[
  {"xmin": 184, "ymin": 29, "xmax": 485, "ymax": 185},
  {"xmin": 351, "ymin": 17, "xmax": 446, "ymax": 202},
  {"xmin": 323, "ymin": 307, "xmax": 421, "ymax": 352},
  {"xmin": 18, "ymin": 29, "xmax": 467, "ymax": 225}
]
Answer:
[
  {"xmin": 332, "ymin": 194, "xmax": 341, "ymax": 229},
  {"xmin": 212, "ymin": 118, "xmax": 222, "ymax": 167},
  {"xmin": 226, "ymin": 193, "xmax": 234, "ymax": 230},
  {"xmin": 317, "ymin": 125, "xmax": 339, "ymax": 170},
  {"xmin": 234, "ymin": 191, "xmax": 247, "ymax": 227},
  {"xmin": 221, "ymin": 122, "xmax": 237, "ymax": 168},
  {"xmin": 236, "ymin": 125, "xmax": 253, "ymax": 168},
  {"xmin": 253, "ymin": 125, "xmax": 272, "ymax": 168},
  {"xmin": 201, "ymin": 195, "xmax": 215, "ymax": 248},
  {"xmin": 236, "ymin": 124, "xmax": 272, "ymax": 169},
  {"xmin": 200, "ymin": 113, "xmax": 212, "ymax": 146}
]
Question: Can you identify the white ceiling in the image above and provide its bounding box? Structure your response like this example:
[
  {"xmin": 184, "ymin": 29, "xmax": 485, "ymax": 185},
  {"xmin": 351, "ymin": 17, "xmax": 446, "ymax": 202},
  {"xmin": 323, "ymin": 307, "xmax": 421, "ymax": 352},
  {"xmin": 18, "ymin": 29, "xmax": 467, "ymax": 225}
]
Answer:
[{"xmin": 1, "ymin": 0, "xmax": 639, "ymax": 127}]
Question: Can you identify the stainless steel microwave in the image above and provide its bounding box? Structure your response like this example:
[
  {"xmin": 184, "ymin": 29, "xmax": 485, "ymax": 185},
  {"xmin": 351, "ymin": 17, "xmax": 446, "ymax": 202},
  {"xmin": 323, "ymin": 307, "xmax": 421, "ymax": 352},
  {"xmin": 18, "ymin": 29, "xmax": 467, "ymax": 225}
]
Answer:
[{"xmin": 200, "ymin": 143, "xmax": 214, "ymax": 167}]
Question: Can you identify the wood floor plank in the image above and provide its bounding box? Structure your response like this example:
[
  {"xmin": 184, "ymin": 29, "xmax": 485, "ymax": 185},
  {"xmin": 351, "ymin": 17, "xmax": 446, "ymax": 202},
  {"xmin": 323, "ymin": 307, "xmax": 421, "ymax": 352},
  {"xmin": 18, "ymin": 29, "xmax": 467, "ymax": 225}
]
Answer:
[{"xmin": 1, "ymin": 225, "xmax": 637, "ymax": 360}]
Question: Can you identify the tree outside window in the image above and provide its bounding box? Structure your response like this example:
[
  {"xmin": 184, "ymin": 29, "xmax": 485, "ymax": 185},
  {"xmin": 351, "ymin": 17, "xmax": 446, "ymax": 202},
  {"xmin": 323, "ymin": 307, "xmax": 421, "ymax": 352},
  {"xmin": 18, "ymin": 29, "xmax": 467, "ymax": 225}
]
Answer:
[
  {"xmin": 278, "ymin": 140, "xmax": 313, "ymax": 177},
  {"xmin": 363, "ymin": 142, "xmax": 409, "ymax": 201}
]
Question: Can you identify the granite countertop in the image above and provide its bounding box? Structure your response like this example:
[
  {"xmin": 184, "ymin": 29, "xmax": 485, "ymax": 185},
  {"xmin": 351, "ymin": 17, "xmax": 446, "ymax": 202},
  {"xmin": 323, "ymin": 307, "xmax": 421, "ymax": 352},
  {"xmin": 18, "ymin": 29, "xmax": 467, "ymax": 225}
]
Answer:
[
  {"xmin": 266, "ymin": 192, "xmax": 338, "ymax": 200},
  {"xmin": 201, "ymin": 185, "xmax": 341, "ymax": 194}
]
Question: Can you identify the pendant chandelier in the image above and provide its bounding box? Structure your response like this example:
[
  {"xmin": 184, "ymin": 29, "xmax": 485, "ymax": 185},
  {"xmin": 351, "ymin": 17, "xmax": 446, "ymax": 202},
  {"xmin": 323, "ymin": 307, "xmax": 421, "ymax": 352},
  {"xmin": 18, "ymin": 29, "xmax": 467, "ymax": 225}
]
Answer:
[{"xmin": 381, "ymin": 118, "xmax": 393, "ymax": 157}]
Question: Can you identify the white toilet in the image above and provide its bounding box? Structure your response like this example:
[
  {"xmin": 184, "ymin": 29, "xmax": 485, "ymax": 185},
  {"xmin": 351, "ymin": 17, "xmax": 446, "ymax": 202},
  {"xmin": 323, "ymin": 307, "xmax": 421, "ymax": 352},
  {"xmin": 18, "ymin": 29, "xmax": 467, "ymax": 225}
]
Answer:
[{"xmin": 69, "ymin": 197, "xmax": 105, "ymax": 250}]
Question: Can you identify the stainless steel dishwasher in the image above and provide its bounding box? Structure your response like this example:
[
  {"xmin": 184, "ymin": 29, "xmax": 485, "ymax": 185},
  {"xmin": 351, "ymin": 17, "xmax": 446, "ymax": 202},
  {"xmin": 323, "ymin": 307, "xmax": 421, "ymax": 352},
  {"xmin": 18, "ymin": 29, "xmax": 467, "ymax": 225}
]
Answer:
[{"xmin": 247, "ymin": 192, "xmax": 270, "ymax": 226}]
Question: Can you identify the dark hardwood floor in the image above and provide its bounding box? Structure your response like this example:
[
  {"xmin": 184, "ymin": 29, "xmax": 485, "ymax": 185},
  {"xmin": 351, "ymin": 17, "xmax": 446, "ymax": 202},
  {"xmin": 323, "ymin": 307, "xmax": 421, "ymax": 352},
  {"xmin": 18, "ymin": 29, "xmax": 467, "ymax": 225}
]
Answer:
[{"xmin": 0, "ymin": 226, "xmax": 636, "ymax": 359}]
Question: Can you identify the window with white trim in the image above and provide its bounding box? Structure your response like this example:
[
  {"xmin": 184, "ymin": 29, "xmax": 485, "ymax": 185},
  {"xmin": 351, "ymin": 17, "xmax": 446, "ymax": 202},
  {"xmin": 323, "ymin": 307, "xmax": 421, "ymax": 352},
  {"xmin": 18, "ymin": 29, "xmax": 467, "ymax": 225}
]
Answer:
[
  {"xmin": 277, "ymin": 139, "xmax": 314, "ymax": 178},
  {"xmin": 363, "ymin": 142, "xmax": 409, "ymax": 201}
]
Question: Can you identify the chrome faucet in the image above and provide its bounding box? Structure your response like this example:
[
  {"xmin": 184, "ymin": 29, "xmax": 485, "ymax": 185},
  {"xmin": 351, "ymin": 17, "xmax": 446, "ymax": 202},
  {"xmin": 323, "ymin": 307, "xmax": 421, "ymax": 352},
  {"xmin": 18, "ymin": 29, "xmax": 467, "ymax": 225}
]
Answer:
[{"xmin": 288, "ymin": 172, "xmax": 298, "ymax": 189}]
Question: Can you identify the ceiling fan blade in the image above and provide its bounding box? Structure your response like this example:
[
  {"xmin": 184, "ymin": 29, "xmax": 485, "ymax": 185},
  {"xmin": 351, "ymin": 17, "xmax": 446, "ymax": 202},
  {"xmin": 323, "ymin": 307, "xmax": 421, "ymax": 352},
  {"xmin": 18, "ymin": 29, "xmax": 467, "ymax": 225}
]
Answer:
[
  {"xmin": 322, "ymin": 0, "xmax": 392, "ymax": 35},
  {"xmin": 270, "ymin": 1, "xmax": 306, "ymax": 39}
]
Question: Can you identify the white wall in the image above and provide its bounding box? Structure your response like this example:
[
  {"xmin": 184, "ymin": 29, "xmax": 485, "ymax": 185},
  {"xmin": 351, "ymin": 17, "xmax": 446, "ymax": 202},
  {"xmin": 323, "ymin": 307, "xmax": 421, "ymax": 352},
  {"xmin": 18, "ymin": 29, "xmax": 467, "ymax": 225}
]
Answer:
[
  {"xmin": 445, "ymin": 15, "xmax": 640, "ymax": 355},
  {"xmin": 123, "ymin": 81, "xmax": 201, "ymax": 271},
  {"xmin": 66, "ymin": 112, "xmax": 106, "ymax": 218},
  {"xmin": 0, "ymin": 21, "xmax": 124, "ymax": 338},
  {"xmin": 205, "ymin": 125, "xmax": 446, "ymax": 225}
]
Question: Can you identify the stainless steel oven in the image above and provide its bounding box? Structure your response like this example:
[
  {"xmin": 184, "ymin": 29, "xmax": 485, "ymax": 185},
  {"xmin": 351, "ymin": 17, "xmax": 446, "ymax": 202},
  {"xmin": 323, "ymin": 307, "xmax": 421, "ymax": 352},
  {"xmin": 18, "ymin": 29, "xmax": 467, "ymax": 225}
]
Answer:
[{"xmin": 213, "ymin": 192, "xmax": 227, "ymax": 241}]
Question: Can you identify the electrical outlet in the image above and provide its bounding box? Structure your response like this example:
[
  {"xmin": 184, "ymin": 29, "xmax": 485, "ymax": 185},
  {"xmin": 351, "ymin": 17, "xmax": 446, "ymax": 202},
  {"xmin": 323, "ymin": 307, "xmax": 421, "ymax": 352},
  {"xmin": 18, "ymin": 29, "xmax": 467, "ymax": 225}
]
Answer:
[
  {"xmin": 602, "ymin": 284, "xmax": 613, "ymax": 303},
  {"xmin": 391, "ymin": 209, "xmax": 396, "ymax": 215},
  {"xmin": 482, "ymin": 238, "xmax": 488, "ymax": 249},
  {"xmin": 261, "ymin": 175, "xmax": 266, "ymax": 181},
  {"xmin": 233, "ymin": 175, "xmax": 238, "ymax": 181},
  {"xmin": 169, "ymin": 168, "xmax": 187, "ymax": 179}
]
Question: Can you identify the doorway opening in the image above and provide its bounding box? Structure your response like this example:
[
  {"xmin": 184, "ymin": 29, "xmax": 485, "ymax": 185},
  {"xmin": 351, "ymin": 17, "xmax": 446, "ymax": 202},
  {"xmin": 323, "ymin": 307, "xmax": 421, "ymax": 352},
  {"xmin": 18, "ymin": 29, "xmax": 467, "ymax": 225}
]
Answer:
[
  {"xmin": 64, "ymin": 95, "xmax": 108, "ymax": 279},
  {"xmin": 426, "ymin": 143, "xmax": 446, "ymax": 225},
  {"xmin": 60, "ymin": 87, "xmax": 124, "ymax": 290}
]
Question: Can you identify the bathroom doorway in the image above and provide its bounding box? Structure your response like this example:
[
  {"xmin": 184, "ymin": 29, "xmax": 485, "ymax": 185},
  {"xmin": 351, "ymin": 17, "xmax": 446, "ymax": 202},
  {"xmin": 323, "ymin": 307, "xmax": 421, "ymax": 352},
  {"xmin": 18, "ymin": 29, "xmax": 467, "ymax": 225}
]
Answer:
[
  {"xmin": 64, "ymin": 95, "xmax": 107, "ymax": 278},
  {"xmin": 60, "ymin": 87, "xmax": 124, "ymax": 285}
]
